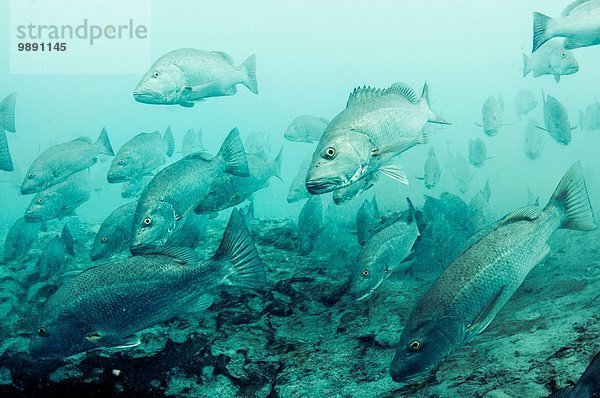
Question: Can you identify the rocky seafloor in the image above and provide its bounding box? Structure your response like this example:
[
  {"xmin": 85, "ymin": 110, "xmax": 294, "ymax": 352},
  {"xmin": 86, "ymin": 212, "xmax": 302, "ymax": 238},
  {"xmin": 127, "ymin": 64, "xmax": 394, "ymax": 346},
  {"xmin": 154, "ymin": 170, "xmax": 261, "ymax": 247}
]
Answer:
[{"xmin": 0, "ymin": 215, "xmax": 598, "ymax": 398}]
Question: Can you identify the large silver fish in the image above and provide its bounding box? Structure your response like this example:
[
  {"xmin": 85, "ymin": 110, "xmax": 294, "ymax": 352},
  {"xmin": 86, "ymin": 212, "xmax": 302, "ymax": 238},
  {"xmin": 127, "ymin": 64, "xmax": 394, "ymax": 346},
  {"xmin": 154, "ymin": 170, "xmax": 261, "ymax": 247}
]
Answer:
[
  {"xmin": 3, "ymin": 217, "xmax": 39, "ymax": 263},
  {"xmin": 523, "ymin": 41, "xmax": 579, "ymax": 83},
  {"xmin": 390, "ymin": 161, "xmax": 596, "ymax": 383},
  {"xmin": 533, "ymin": 0, "xmax": 600, "ymax": 52},
  {"xmin": 21, "ymin": 128, "xmax": 114, "ymax": 194},
  {"xmin": 91, "ymin": 202, "xmax": 137, "ymax": 261},
  {"xmin": 107, "ymin": 126, "xmax": 174, "ymax": 183},
  {"xmin": 305, "ymin": 82, "xmax": 448, "ymax": 194},
  {"xmin": 133, "ymin": 49, "xmax": 257, "ymax": 107},
  {"xmin": 537, "ymin": 92, "xmax": 575, "ymax": 145},
  {"xmin": 130, "ymin": 128, "xmax": 248, "ymax": 253},
  {"xmin": 24, "ymin": 173, "xmax": 90, "ymax": 223},
  {"xmin": 350, "ymin": 198, "xmax": 419, "ymax": 301},
  {"xmin": 514, "ymin": 89, "xmax": 538, "ymax": 119},
  {"xmin": 0, "ymin": 93, "xmax": 17, "ymax": 172},
  {"xmin": 284, "ymin": 115, "xmax": 329, "ymax": 143},
  {"xmin": 30, "ymin": 209, "xmax": 265, "ymax": 359},
  {"xmin": 297, "ymin": 195, "xmax": 323, "ymax": 255}
]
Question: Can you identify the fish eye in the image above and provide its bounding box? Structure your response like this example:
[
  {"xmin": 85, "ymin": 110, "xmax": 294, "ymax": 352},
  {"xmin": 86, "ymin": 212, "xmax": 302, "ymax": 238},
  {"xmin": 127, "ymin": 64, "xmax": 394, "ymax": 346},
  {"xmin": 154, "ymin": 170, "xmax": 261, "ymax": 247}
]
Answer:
[
  {"xmin": 409, "ymin": 340, "xmax": 421, "ymax": 351},
  {"xmin": 37, "ymin": 198, "xmax": 44, "ymax": 204},
  {"xmin": 37, "ymin": 327, "xmax": 47, "ymax": 336},
  {"xmin": 143, "ymin": 217, "xmax": 152, "ymax": 225},
  {"xmin": 561, "ymin": 52, "xmax": 566, "ymax": 58},
  {"xmin": 101, "ymin": 236, "xmax": 108, "ymax": 243},
  {"xmin": 28, "ymin": 173, "xmax": 34, "ymax": 179},
  {"xmin": 118, "ymin": 159, "xmax": 125, "ymax": 165},
  {"xmin": 361, "ymin": 269, "xmax": 369, "ymax": 277},
  {"xmin": 323, "ymin": 147, "xmax": 336, "ymax": 159},
  {"xmin": 152, "ymin": 71, "xmax": 160, "ymax": 78}
]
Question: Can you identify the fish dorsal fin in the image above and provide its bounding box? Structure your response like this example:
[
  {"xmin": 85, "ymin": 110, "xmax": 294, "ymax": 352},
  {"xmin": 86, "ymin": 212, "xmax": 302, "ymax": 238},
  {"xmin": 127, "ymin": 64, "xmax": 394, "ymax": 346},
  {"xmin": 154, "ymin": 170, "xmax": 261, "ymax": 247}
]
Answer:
[
  {"xmin": 562, "ymin": 0, "xmax": 593, "ymax": 16},
  {"xmin": 500, "ymin": 206, "xmax": 541, "ymax": 225},
  {"xmin": 346, "ymin": 82, "xmax": 418, "ymax": 108},
  {"xmin": 141, "ymin": 246, "xmax": 199, "ymax": 265},
  {"xmin": 467, "ymin": 286, "xmax": 506, "ymax": 335},
  {"xmin": 213, "ymin": 50, "xmax": 235, "ymax": 64}
]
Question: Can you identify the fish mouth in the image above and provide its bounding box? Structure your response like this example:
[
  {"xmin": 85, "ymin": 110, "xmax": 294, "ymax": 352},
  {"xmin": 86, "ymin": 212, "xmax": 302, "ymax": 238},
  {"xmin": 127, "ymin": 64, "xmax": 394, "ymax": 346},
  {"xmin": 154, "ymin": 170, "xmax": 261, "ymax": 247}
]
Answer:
[
  {"xmin": 133, "ymin": 90, "xmax": 165, "ymax": 104},
  {"xmin": 23, "ymin": 213, "xmax": 43, "ymax": 223},
  {"xmin": 20, "ymin": 186, "xmax": 37, "ymax": 195},
  {"xmin": 106, "ymin": 174, "xmax": 126, "ymax": 184},
  {"xmin": 305, "ymin": 178, "xmax": 343, "ymax": 194}
]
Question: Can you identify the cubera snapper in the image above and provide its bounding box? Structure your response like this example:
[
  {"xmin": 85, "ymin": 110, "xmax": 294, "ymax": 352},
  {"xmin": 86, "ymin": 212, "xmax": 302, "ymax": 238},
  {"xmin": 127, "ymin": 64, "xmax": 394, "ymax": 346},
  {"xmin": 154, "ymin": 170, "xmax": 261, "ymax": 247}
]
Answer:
[
  {"xmin": 24, "ymin": 173, "xmax": 90, "ymax": 223},
  {"xmin": 390, "ymin": 161, "xmax": 596, "ymax": 383},
  {"xmin": 133, "ymin": 49, "xmax": 258, "ymax": 108},
  {"xmin": 305, "ymin": 82, "xmax": 449, "ymax": 195},
  {"xmin": 30, "ymin": 209, "xmax": 266, "ymax": 360},
  {"xmin": 537, "ymin": 92, "xmax": 575, "ymax": 145},
  {"xmin": 3, "ymin": 217, "xmax": 40, "ymax": 263},
  {"xmin": 523, "ymin": 40, "xmax": 579, "ymax": 83}
]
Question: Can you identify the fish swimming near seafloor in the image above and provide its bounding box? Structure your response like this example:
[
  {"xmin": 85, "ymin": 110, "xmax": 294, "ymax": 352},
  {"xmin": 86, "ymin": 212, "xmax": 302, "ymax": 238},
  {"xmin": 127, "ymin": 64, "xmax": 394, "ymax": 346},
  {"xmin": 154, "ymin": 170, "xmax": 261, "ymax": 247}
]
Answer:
[
  {"xmin": 533, "ymin": 0, "xmax": 600, "ymax": 52},
  {"xmin": 305, "ymin": 82, "xmax": 449, "ymax": 195},
  {"xmin": 284, "ymin": 115, "xmax": 329, "ymax": 143},
  {"xmin": 523, "ymin": 40, "xmax": 579, "ymax": 83},
  {"xmin": 0, "ymin": 93, "xmax": 17, "ymax": 172},
  {"xmin": 297, "ymin": 195, "xmax": 323, "ymax": 256},
  {"xmin": 107, "ymin": 126, "xmax": 174, "ymax": 183},
  {"xmin": 390, "ymin": 161, "xmax": 597, "ymax": 383},
  {"xmin": 548, "ymin": 351, "xmax": 600, "ymax": 397},
  {"xmin": 3, "ymin": 217, "xmax": 40, "ymax": 263},
  {"xmin": 21, "ymin": 128, "xmax": 114, "ymax": 195},
  {"xmin": 29, "ymin": 209, "xmax": 266, "ymax": 360},
  {"xmin": 133, "ymin": 49, "xmax": 258, "ymax": 107}
]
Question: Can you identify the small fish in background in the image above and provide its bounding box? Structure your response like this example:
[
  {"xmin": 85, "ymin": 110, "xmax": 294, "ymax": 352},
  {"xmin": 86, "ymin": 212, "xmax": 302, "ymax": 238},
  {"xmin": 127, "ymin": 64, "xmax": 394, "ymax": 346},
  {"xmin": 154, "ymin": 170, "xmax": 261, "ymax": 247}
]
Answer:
[
  {"xmin": 297, "ymin": 195, "xmax": 323, "ymax": 256},
  {"xmin": 287, "ymin": 156, "xmax": 312, "ymax": 203},
  {"xmin": 390, "ymin": 161, "xmax": 597, "ymax": 383},
  {"xmin": 446, "ymin": 144, "xmax": 474, "ymax": 194},
  {"xmin": 193, "ymin": 147, "xmax": 282, "ymax": 214},
  {"xmin": 244, "ymin": 131, "xmax": 271, "ymax": 162},
  {"xmin": 579, "ymin": 101, "xmax": 600, "ymax": 131},
  {"xmin": 21, "ymin": 128, "xmax": 114, "ymax": 195},
  {"xmin": 536, "ymin": 92, "xmax": 576, "ymax": 145},
  {"xmin": 468, "ymin": 138, "xmax": 488, "ymax": 168},
  {"xmin": 532, "ymin": 1, "xmax": 600, "ymax": 52},
  {"xmin": 107, "ymin": 126, "xmax": 175, "ymax": 184},
  {"xmin": 305, "ymin": 82, "xmax": 449, "ymax": 195},
  {"xmin": 0, "ymin": 92, "xmax": 17, "ymax": 172},
  {"xmin": 91, "ymin": 202, "xmax": 137, "ymax": 261},
  {"xmin": 467, "ymin": 180, "xmax": 492, "ymax": 233},
  {"xmin": 24, "ymin": 172, "xmax": 90, "ymax": 223},
  {"xmin": 130, "ymin": 128, "xmax": 249, "ymax": 253},
  {"xmin": 522, "ymin": 41, "xmax": 579, "ymax": 83},
  {"xmin": 525, "ymin": 119, "xmax": 546, "ymax": 159},
  {"xmin": 133, "ymin": 49, "xmax": 257, "ymax": 108},
  {"xmin": 514, "ymin": 88, "xmax": 538, "ymax": 119},
  {"xmin": 420, "ymin": 146, "xmax": 442, "ymax": 189},
  {"xmin": 350, "ymin": 198, "xmax": 420, "ymax": 301},
  {"xmin": 37, "ymin": 225, "xmax": 75, "ymax": 279},
  {"xmin": 356, "ymin": 195, "xmax": 382, "ymax": 246},
  {"xmin": 30, "ymin": 209, "xmax": 266, "ymax": 360},
  {"xmin": 284, "ymin": 115, "xmax": 329, "ymax": 143},
  {"xmin": 181, "ymin": 128, "xmax": 204, "ymax": 156},
  {"xmin": 121, "ymin": 175, "xmax": 152, "ymax": 199},
  {"xmin": 548, "ymin": 351, "xmax": 600, "ymax": 397},
  {"xmin": 476, "ymin": 94, "xmax": 511, "ymax": 137},
  {"xmin": 3, "ymin": 217, "xmax": 40, "ymax": 263}
]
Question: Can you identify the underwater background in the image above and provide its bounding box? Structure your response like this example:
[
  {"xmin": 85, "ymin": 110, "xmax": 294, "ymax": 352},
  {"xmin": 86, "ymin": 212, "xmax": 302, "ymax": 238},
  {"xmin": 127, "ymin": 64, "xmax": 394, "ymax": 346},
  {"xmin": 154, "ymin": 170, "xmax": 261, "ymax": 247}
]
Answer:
[{"xmin": 0, "ymin": 0, "xmax": 599, "ymax": 397}]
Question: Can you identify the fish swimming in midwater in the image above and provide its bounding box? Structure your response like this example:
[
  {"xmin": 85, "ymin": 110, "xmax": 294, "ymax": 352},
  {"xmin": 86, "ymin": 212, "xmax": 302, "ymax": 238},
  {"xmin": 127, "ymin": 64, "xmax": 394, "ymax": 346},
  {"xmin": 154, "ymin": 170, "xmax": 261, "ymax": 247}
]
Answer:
[
  {"xmin": 305, "ymin": 82, "xmax": 449, "ymax": 194},
  {"xmin": 29, "ymin": 209, "xmax": 266, "ymax": 359},
  {"xmin": 525, "ymin": 119, "xmax": 546, "ymax": 159},
  {"xmin": 390, "ymin": 161, "xmax": 596, "ymax": 383},
  {"xmin": 193, "ymin": 148, "xmax": 282, "ymax": 214},
  {"xmin": 0, "ymin": 93, "xmax": 17, "ymax": 172},
  {"xmin": 24, "ymin": 173, "xmax": 90, "ymax": 223},
  {"xmin": 514, "ymin": 89, "xmax": 538, "ymax": 119},
  {"xmin": 419, "ymin": 146, "xmax": 442, "ymax": 189},
  {"xmin": 287, "ymin": 156, "xmax": 312, "ymax": 204},
  {"xmin": 21, "ymin": 128, "xmax": 114, "ymax": 195},
  {"xmin": 467, "ymin": 180, "xmax": 492, "ymax": 233},
  {"xmin": 350, "ymin": 198, "xmax": 419, "ymax": 301},
  {"xmin": 468, "ymin": 138, "xmax": 488, "ymax": 168},
  {"xmin": 284, "ymin": 115, "xmax": 329, "ymax": 143},
  {"xmin": 356, "ymin": 195, "xmax": 382, "ymax": 246},
  {"xmin": 130, "ymin": 128, "xmax": 248, "ymax": 253},
  {"xmin": 297, "ymin": 195, "xmax": 323, "ymax": 255},
  {"xmin": 244, "ymin": 131, "xmax": 271, "ymax": 162},
  {"xmin": 37, "ymin": 225, "xmax": 75, "ymax": 279},
  {"xmin": 548, "ymin": 351, "xmax": 600, "ymax": 397},
  {"xmin": 533, "ymin": 0, "xmax": 600, "ymax": 52},
  {"xmin": 579, "ymin": 101, "xmax": 600, "ymax": 131},
  {"xmin": 181, "ymin": 128, "xmax": 204, "ymax": 156},
  {"xmin": 523, "ymin": 41, "xmax": 579, "ymax": 83},
  {"xmin": 476, "ymin": 94, "xmax": 510, "ymax": 137},
  {"xmin": 537, "ymin": 92, "xmax": 575, "ymax": 145},
  {"xmin": 3, "ymin": 217, "xmax": 40, "ymax": 263},
  {"xmin": 91, "ymin": 202, "xmax": 137, "ymax": 261},
  {"xmin": 107, "ymin": 126, "xmax": 174, "ymax": 183},
  {"xmin": 133, "ymin": 49, "xmax": 258, "ymax": 107}
]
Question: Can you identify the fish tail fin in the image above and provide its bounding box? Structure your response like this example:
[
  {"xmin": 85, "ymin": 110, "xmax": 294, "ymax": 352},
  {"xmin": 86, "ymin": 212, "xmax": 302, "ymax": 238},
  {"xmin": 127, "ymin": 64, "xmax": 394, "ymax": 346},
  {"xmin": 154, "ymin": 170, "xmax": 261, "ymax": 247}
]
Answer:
[
  {"xmin": 218, "ymin": 128, "xmax": 249, "ymax": 177},
  {"xmin": 164, "ymin": 125, "xmax": 175, "ymax": 157},
  {"xmin": 0, "ymin": 131, "xmax": 14, "ymax": 171},
  {"xmin": 577, "ymin": 352, "xmax": 600, "ymax": 395},
  {"xmin": 532, "ymin": 12, "xmax": 553, "ymax": 52},
  {"xmin": 271, "ymin": 145, "xmax": 284, "ymax": 182},
  {"xmin": 0, "ymin": 93, "xmax": 17, "ymax": 133},
  {"xmin": 240, "ymin": 54, "xmax": 258, "ymax": 94},
  {"xmin": 420, "ymin": 82, "xmax": 451, "ymax": 125},
  {"xmin": 213, "ymin": 209, "xmax": 266, "ymax": 289},
  {"xmin": 522, "ymin": 54, "xmax": 531, "ymax": 77},
  {"xmin": 546, "ymin": 161, "xmax": 597, "ymax": 231},
  {"xmin": 95, "ymin": 127, "xmax": 115, "ymax": 156},
  {"xmin": 61, "ymin": 224, "xmax": 75, "ymax": 256}
]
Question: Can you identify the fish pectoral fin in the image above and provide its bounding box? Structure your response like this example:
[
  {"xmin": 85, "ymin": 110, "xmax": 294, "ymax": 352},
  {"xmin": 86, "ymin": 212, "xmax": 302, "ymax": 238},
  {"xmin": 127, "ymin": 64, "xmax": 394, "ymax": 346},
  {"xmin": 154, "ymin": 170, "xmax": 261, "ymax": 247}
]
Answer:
[
  {"xmin": 554, "ymin": 75, "xmax": 561, "ymax": 83},
  {"xmin": 534, "ymin": 125, "xmax": 549, "ymax": 132},
  {"xmin": 467, "ymin": 286, "xmax": 506, "ymax": 335},
  {"xmin": 179, "ymin": 101, "xmax": 195, "ymax": 108},
  {"xmin": 86, "ymin": 331, "xmax": 141, "ymax": 348},
  {"xmin": 188, "ymin": 293, "xmax": 213, "ymax": 313},
  {"xmin": 377, "ymin": 165, "xmax": 409, "ymax": 185},
  {"xmin": 474, "ymin": 122, "xmax": 483, "ymax": 128},
  {"xmin": 500, "ymin": 206, "xmax": 541, "ymax": 226}
]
